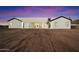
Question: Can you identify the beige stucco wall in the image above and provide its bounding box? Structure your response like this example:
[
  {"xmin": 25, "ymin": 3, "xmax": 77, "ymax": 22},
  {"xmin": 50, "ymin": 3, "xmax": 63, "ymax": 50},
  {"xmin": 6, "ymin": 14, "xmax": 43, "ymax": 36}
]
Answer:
[
  {"xmin": 23, "ymin": 22, "xmax": 48, "ymax": 29},
  {"xmin": 50, "ymin": 17, "xmax": 71, "ymax": 29},
  {"xmin": 23, "ymin": 22, "xmax": 32, "ymax": 28},
  {"xmin": 41, "ymin": 23, "xmax": 48, "ymax": 29}
]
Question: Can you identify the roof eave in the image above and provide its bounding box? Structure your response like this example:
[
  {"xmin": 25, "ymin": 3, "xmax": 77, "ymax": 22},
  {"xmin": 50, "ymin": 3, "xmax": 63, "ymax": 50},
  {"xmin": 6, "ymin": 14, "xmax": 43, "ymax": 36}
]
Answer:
[{"xmin": 8, "ymin": 18, "xmax": 22, "ymax": 22}]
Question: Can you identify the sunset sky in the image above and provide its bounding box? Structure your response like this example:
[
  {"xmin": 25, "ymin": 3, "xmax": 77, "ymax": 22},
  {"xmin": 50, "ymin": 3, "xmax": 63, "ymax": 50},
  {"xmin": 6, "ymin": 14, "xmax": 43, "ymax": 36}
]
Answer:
[{"xmin": 0, "ymin": 6, "xmax": 79, "ymax": 25}]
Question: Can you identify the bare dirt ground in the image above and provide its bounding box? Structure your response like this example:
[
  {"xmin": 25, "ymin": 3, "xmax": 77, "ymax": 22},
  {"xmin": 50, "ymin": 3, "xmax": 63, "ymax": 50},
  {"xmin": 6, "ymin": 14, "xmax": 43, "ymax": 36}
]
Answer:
[{"xmin": 0, "ymin": 29, "xmax": 79, "ymax": 52}]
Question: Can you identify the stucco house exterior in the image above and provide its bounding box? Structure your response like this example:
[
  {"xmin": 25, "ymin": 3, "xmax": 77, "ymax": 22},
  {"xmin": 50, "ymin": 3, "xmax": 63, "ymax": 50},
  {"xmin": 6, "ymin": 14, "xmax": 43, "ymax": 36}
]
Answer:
[
  {"xmin": 8, "ymin": 18, "xmax": 48, "ymax": 29},
  {"xmin": 48, "ymin": 16, "xmax": 72, "ymax": 29},
  {"xmin": 8, "ymin": 18, "xmax": 23, "ymax": 28},
  {"xmin": 8, "ymin": 16, "xmax": 72, "ymax": 29}
]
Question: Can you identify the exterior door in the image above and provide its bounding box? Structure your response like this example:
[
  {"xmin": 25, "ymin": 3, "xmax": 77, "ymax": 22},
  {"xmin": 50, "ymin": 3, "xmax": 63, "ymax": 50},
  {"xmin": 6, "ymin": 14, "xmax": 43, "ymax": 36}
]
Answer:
[{"xmin": 35, "ymin": 24, "xmax": 40, "ymax": 28}]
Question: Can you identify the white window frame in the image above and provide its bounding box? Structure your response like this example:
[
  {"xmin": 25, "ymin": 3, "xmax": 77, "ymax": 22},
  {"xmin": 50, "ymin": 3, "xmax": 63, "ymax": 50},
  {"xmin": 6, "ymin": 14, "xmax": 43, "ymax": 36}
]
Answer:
[
  {"xmin": 65, "ymin": 22, "xmax": 69, "ymax": 27},
  {"xmin": 54, "ymin": 22, "xmax": 57, "ymax": 27}
]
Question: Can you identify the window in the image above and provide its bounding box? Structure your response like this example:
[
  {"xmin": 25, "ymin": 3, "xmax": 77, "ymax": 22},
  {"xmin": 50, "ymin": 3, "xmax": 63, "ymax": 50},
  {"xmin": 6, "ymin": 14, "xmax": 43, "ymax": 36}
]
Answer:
[
  {"xmin": 10, "ymin": 23, "xmax": 12, "ymax": 26},
  {"xmin": 54, "ymin": 22, "xmax": 57, "ymax": 27},
  {"xmin": 29, "ymin": 23, "xmax": 32, "ymax": 27},
  {"xmin": 24, "ymin": 23, "xmax": 30, "ymax": 28},
  {"xmin": 65, "ymin": 22, "xmax": 69, "ymax": 27}
]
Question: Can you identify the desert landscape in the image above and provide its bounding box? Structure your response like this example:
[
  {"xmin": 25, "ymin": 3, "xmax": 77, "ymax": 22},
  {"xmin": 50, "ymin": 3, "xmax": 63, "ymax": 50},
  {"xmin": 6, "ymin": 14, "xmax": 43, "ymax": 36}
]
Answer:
[{"xmin": 0, "ymin": 28, "xmax": 79, "ymax": 52}]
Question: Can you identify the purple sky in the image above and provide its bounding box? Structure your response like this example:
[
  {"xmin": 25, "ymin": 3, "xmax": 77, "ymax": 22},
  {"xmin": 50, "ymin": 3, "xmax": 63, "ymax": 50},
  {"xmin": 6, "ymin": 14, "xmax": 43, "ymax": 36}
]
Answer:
[{"xmin": 0, "ymin": 6, "xmax": 79, "ymax": 23}]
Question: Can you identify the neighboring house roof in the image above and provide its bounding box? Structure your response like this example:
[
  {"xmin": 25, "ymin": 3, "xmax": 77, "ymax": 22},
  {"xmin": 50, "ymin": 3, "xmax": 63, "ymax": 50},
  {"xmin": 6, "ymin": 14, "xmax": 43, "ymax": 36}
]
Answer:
[
  {"xmin": 8, "ymin": 17, "xmax": 48, "ymax": 22},
  {"xmin": 8, "ymin": 18, "xmax": 22, "ymax": 22},
  {"xmin": 48, "ymin": 16, "xmax": 72, "ymax": 22},
  {"xmin": 20, "ymin": 18, "xmax": 48, "ymax": 22}
]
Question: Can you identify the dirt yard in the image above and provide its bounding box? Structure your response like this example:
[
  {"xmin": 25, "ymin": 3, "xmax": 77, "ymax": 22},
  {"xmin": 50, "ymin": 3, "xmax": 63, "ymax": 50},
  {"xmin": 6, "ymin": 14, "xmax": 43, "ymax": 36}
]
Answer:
[{"xmin": 0, "ymin": 29, "xmax": 79, "ymax": 52}]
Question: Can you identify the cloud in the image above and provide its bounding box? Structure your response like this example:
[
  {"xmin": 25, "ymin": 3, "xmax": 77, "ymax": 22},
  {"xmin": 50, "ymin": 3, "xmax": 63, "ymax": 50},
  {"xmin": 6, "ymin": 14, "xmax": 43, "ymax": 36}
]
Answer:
[
  {"xmin": 63, "ymin": 9, "xmax": 79, "ymax": 15},
  {"xmin": 28, "ymin": 6, "xmax": 65, "ymax": 17},
  {"xmin": 0, "ymin": 6, "xmax": 66, "ymax": 17},
  {"xmin": 0, "ymin": 6, "xmax": 79, "ymax": 19},
  {"xmin": 0, "ymin": 7, "xmax": 32, "ymax": 17}
]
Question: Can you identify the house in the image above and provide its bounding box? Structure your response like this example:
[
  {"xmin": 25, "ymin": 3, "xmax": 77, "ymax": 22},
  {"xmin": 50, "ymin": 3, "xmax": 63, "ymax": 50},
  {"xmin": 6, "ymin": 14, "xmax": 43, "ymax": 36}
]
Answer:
[
  {"xmin": 48, "ymin": 16, "xmax": 72, "ymax": 29},
  {"xmin": 8, "ymin": 18, "xmax": 48, "ymax": 29},
  {"xmin": 8, "ymin": 16, "xmax": 72, "ymax": 29},
  {"xmin": 8, "ymin": 18, "xmax": 23, "ymax": 28}
]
